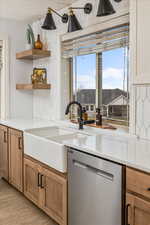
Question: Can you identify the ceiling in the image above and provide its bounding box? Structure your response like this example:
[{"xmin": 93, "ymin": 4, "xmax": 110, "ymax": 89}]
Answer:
[{"xmin": 0, "ymin": 0, "xmax": 77, "ymax": 21}]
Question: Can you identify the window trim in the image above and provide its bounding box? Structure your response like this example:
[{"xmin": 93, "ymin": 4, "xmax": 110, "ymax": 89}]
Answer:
[{"xmin": 96, "ymin": 52, "xmax": 102, "ymax": 108}]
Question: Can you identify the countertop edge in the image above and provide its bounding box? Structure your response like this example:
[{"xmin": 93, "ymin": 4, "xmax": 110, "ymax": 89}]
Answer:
[{"xmin": 65, "ymin": 144, "xmax": 150, "ymax": 174}]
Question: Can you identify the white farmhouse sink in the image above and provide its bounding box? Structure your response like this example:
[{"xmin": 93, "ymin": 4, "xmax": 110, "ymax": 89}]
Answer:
[
  {"xmin": 24, "ymin": 126, "xmax": 90, "ymax": 173},
  {"xmin": 49, "ymin": 133, "xmax": 89, "ymax": 143},
  {"xmin": 25, "ymin": 126, "xmax": 76, "ymax": 138}
]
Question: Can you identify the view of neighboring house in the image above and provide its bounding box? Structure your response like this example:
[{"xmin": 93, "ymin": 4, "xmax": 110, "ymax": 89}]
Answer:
[{"xmin": 77, "ymin": 88, "xmax": 128, "ymax": 120}]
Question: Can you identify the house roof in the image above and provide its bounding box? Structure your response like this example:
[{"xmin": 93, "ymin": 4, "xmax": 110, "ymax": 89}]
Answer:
[
  {"xmin": 108, "ymin": 95, "xmax": 128, "ymax": 106},
  {"xmin": 77, "ymin": 88, "xmax": 127, "ymax": 105}
]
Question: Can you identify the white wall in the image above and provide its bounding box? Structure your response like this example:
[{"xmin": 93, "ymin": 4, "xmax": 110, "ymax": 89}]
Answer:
[
  {"xmin": 0, "ymin": 18, "xmax": 33, "ymax": 119},
  {"xmin": 32, "ymin": 0, "xmax": 129, "ymax": 121}
]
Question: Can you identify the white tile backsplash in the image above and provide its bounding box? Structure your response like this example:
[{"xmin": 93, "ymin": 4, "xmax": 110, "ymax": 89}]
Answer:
[{"xmin": 135, "ymin": 85, "xmax": 150, "ymax": 139}]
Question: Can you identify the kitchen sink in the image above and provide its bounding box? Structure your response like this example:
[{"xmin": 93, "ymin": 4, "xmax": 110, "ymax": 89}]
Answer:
[
  {"xmin": 24, "ymin": 126, "xmax": 90, "ymax": 173},
  {"xmin": 49, "ymin": 133, "xmax": 90, "ymax": 143},
  {"xmin": 25, "ymin": 126, "xmax": 76, "ymax": 138}
]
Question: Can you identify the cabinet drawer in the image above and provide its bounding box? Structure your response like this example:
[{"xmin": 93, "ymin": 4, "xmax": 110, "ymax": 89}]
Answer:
[{"xmin": 126, "ymin": 167, "xmax": 150, "ymax": 199}]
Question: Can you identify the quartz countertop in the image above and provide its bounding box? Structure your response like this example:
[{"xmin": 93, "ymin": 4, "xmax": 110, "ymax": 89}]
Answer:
[
  {"xmin": 1, "ymin": 118, "xmax": 150, "ymax": 173},
  {"xmin": 63, "ymin": 133, "xmax": 150, "ymax": 173},
  {"xmin": 0, "ymin": 119, "xmax": 56, "ymax": 131}
]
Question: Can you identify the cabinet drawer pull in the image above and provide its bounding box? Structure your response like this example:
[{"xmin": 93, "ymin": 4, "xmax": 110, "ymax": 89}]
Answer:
[
  {"xmin": 147, "ymin": 188, "xmax": 150, "ymax": 191},
  {"xmin": 18, "ymin": 137, "xmax": 22, "ymax": 150},
  {"xmin": 126, "ymin": 204, "xmax": 131, "ymax": 225},
  {"xmin": 40, "ymin": 175, "xmax": 44, "ymax": 189},
  {"xmin": 37, "ymin": 173, "xmax": 41, "ymax": 187},
  {"xmin": 4, "ymin": 131, "xmax": 7, "ymax": 143}
]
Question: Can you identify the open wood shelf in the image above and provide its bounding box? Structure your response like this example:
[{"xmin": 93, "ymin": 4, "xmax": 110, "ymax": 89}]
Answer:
[
  {"xmin": 16, "ymin": 49, "xmax": 51, "ymax": 60},
  {"xmin": 16, "ymin": 83, "xmax": 51, "ymax": 90}
]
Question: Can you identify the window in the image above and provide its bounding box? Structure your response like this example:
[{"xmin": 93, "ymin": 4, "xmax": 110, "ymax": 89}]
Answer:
[
  {"xmin": 86, "ymin": 105, "xmax": 89, "ymax": 111},
  {"xmin": 63, "ymin": 25, "xmax": 129, "ymax": 127},
  {"xmin": 90, "ymin": 105, "xmax": 94, "ymax": 111},
  {"xmin": 72, "ymin": 53, "xmax": 96, "ymax": 119},
  {"xmin": 101, "ymin": 47, "xmax": 129, "ymax": 126}
]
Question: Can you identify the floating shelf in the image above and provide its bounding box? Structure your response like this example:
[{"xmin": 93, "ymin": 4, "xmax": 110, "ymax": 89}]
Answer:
[
  {"xmin": 16, "ymin": 49, "xmax": 51, "ymax": 60},
  {"xmin": 16, "ymin": 83, "xmax": 51, "ymax": 90}
]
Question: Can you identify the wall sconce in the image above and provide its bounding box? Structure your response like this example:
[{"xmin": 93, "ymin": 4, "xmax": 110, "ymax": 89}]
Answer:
[
  {"xmin": 42, "ymin": 8, "xmax": 68, "ymax": 30},
  {"xmin": 42, "ymin": 3, "xmax": 92, "ymax": 32},
  {"xmin": 97, "ymin": 0, "xmax": 122, "ymax": 17},
  {"xmin": 67, "ymin": 3, "xmax": 93, "ymax": 33}
]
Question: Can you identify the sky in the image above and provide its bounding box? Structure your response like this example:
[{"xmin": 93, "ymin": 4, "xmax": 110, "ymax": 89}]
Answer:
[{"xmin": 74, "ymin": 48, "xmax": 127, "ymax": 90}]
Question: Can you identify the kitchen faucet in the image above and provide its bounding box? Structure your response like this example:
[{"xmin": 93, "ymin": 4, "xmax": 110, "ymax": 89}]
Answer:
[{"xmin": 65, "ymin": 101, "xmax": 95, "ymax": 130}]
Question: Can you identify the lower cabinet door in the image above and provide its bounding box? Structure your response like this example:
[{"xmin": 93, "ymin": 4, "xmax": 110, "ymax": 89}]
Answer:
[
  {"xmin": 40, "ymin": 167, "xmax": 67, "ymax": 225},
  {"xmin": 0, "ymin": 125, "xmax": 8, "ymax": 180},
  {"xmin": 9, "ymin": 128, "xmax": 23, "ymax": 192},
  {"xmin": 126, "ymin": 193, "xmax": 150, "ymax": 225},
  {"xmin": 24, "ymin": 157, "xmax": 41, "ymax": 206}
]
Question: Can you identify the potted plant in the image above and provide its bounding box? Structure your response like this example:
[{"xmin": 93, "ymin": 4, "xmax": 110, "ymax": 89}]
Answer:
[{"xmin": 26, "ymin": 24, "xmax": 35, "ymax": 50}]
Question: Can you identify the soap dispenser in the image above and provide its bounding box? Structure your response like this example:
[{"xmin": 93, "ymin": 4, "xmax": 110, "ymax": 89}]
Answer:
[
  {"xmin": 96, "ymin": 108, "xmax": 102, "ymax": 126},
  {"xmin": 82, "ymin": 107, "xmax": 88, "ymax": 121}
]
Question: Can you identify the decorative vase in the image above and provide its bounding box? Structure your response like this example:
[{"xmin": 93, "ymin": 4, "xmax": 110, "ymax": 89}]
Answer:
[{"xmin": 34, "ymin": 34, "xmax": 43, "ymax": 50}]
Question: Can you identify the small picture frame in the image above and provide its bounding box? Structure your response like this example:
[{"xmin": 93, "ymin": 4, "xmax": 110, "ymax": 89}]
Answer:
[{"xmin": 32, "ymin": 68, "xmax": 47, "ymax": 84}]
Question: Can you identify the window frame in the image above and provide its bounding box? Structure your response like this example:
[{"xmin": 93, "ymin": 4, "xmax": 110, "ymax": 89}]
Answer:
[{"xmin": 69, "ymin": 45, "xmax": 129, "ymax": 126}]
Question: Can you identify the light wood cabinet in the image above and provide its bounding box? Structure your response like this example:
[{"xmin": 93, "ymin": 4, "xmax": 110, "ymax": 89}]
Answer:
[
  {"xmin": 9, "ymin": 128, "xmax": 23, "ymax": 192},
  {"xmin": 126, "ymin": 193, "xmax": 150, "ymax": 225},
  {"xmin": 126, "ymin": 168, "xmax": 150, "ymax": 225},
  {"xmin": 24, "ymin": 157, "xmax": 41, "ymax": 206},
  {"xmin": 131, "ymin": 0, "xmax": 150, "ymax": 84},
  {"xmin": 0, "ymin": 125, "xmax": 9, "ymax": 180},
  {"xmin": 40, "ymin": 166, "xmax": 67, "ymax": 225},
  {"xmin": 24, "ymin": 156, "xmax": 67, "ymax": 225},
  {"xmin": 126, "ymin": 167, "xmax": 150, "ymax": 200}
]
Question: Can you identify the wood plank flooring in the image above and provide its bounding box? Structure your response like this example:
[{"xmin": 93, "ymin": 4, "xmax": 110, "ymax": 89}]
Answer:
[{"xmin": 0, "ymin": 179, "xmax": 58, "ymax": 225}]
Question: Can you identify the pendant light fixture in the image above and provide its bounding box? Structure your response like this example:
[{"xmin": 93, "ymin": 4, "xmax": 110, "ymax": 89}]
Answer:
[
  {"xmin": 97, "ymin": 0, "xmax": 122, "ymax": 17},
  {"xmin": 42, "ymin": 8, "xmax": 68, "ymax": 30}
]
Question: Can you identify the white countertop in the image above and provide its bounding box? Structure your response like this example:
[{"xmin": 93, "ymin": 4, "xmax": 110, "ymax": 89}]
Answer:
[
  {"xmin": 63, "ymin": 134, "xmax": 150, "ymax": 173},
  {"xmin": 0, "ymin": 119, "xmax": 56, "ymax": 131},
  {"xmin": 1, "ymin": 118, "xmax": 150, "ymax": 173}
]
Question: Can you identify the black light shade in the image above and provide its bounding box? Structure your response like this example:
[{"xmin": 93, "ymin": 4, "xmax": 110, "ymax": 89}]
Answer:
[
  {"xmin": 42, "ymin": 10, "xmax": 56, "ymax": 30},
  {"xmin": 68, "ymin": 10, "xmax": 82, "ymax": 33},
  {"xmin": 97, "ymin": 0, "xmax": 116, "ymax": 17}
]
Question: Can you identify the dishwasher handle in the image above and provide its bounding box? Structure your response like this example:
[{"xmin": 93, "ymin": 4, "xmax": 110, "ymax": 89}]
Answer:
[
  {"xmin": 73, "ymin": 161, "xmax": 88, "ymax": 169},
  {"xmin": 73, "ymin": 160, "xmax": 114, "ymax": 181}
]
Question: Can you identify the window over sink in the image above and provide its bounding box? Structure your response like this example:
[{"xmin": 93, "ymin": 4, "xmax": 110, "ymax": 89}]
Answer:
[{"xmin": 62, "ymin": 24, "xmax": 129, "ymax": 128}]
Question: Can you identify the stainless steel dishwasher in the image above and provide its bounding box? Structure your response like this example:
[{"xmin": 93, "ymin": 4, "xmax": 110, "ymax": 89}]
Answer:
[{"xmin": 68, "ymin": 148, "xmax": 125, "ymax": 225}]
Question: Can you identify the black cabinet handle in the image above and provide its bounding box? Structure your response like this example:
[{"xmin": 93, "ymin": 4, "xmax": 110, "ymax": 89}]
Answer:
[
  {"xmin": 147, "ymin": 188, "xmax": 150, "ymax": 191},
  {"xmin": 37, "ymin": 173, "xmax": 41, "ymax": 187},
  {"xmin": 18, "ymin": 137, "xmax": 22, "ymax": 150},
  {"xmin": 4, "ymin": 131, "xmax": 7, "ymax": 143},
  {"xmin": 126, "ymin": 204, "xmax": 131, "ymax": 225},
  {"xmin": 40, "ymin": 175, "xmax": 44, "ymax": 189}
]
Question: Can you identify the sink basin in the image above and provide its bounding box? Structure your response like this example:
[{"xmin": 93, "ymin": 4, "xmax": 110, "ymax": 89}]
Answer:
[
  {"xmin": 49, "ymin": 133, "xmax": 90, "ymax": 143},
  {"xmin": 25, "ymin": 126, "xmax": 75, "ymax": 138},
  {"xmin": 24, "ymin": 126, "xmax": 89, "ymax": 173}
]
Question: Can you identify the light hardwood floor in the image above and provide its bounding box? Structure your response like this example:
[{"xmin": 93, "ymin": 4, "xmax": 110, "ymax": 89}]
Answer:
[{"xmin": 0, "ymin": 179, "xmax": 58, "ymax": 225}]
